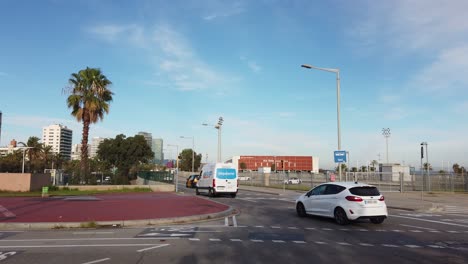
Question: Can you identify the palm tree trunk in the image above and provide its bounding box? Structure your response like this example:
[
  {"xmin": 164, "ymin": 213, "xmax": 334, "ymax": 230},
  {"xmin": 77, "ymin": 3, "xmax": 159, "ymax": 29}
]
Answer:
[{"xmin": 80, "ymin": 113, "xmax": 90, "ymax": 182}]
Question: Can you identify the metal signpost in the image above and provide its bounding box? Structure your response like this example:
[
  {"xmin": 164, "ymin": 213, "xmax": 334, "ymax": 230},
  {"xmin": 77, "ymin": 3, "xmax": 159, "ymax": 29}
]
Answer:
[{"xmin": 334, "ymin": 151, "xmax": 347, "ymax": 181}]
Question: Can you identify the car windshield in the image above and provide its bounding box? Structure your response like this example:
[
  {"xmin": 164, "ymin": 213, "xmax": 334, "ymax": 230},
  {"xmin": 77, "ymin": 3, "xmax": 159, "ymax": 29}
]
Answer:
[{"xmin": 349, "ymin": 186, "xmax": 380, "ymax": 196}]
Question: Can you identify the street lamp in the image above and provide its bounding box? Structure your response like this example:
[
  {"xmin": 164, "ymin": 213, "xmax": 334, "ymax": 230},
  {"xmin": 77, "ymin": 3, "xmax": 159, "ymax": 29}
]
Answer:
[
  {"xmin": 382, "ymin": 128, "xmax": 391, "ymax": 164},
  {"xmin": 17, "ymin": 142, "xmax": 33, "ymax": 174},
  {"xmin": 301, "ymin": 64, "xmax": 342, "ymax": 180},
  {"xmin": 180, "ymin": 136, "xmax": 195, "ymax": 173},
  {"xmin": 167, "ymin": 144, "xmax": 179, "ymax": 192},
  {"xmin": 202, "ymin": 116, "xmax": 224, "ymax": 163},
  {"xmin": 420, "ymin": 142, "xmax": 429, "ymax": 192}
]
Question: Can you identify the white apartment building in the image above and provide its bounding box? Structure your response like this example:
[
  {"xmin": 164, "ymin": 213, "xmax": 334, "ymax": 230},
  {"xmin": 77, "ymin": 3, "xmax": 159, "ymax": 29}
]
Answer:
[
  {"xmin": 90, "ymin": 137, "xmax": 106, "ymax": 158},
  {"xmin": 42, "ymin": 124, "xmax": 73, "ymax": 160}
]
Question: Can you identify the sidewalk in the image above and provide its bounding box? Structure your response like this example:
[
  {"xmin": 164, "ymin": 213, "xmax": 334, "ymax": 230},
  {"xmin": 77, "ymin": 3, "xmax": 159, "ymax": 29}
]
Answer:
[{"xmin": 239, "ymin": 185, "xmax": 467, "ymax": 212}]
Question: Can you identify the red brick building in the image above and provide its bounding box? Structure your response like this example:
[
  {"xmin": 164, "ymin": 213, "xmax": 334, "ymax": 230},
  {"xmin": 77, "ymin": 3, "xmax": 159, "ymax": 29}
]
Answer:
[{"xmin": 230, "ymin": 155, "xmax": 318, "ymax": 173}]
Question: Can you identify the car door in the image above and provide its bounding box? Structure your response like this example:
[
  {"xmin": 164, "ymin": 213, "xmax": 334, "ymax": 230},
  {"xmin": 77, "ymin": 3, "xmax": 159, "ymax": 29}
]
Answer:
[
  {"xmin": 321, "ymin": 184, "xmax": 345, "ymax": 217},
  {"xmin": 304, "ymin": 185, "xmax": 327, "ymax": 215}
]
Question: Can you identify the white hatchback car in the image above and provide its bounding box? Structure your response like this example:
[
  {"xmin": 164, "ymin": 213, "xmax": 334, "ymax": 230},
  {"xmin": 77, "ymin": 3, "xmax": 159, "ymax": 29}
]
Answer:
[
  {"xmin": 295, "ymin": 182, "xmax": 388, "ymax": 225},
  {"xmin": 284, "ymin": 177, "xmax": 302, "ymax": 184}
]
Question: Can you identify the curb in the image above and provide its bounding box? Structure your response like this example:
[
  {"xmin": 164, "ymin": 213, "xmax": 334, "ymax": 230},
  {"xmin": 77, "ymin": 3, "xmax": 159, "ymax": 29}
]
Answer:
[{"xmin": 0, "ymin": 206, "xmax": 236, "ymax": 230}]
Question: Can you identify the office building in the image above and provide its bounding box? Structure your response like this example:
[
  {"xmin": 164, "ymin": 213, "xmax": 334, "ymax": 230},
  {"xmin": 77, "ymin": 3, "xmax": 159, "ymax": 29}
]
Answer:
[
  {"xmin": 137, "ymin": 132, "xmax": 152, "ymax": 148},
  {"xmin": 152, "ymin": 138, "xmax": 164, "ymax": 165},
  {"xmin": 42, "ymin": 124, "xmax": 73, "ymax": 160},
  {"xmin": 90, "ymin": 137, "xmax": 106, "ymax": 158}
]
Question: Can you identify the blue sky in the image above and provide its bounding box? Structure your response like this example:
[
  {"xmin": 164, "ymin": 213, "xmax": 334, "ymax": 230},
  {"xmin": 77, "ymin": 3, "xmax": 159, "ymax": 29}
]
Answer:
[{"xmin": 1, "ymin": 0, "xmax": 467, "ymax": 170}]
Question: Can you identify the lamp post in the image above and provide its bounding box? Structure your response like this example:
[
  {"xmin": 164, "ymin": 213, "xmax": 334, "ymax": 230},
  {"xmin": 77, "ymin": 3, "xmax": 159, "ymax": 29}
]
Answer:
[
  {"xmin": 301, "ymin": 64, "xmax": 342, "ymax": 181},
  {"xmin": 382, "ymin": 128, "xmax": 391, "ymax": 164},
  {"xmin": 180, "ymin": 136, "xmax": 195, "ymax": 173},
  {"xmin": 202, "ymin": 116, "xmax": 224, "ymax": 163},
  {"xmin": 421, "ymin": 142, "xmax": 429, "ymax": 192},
  {"xmin": 167, "ymin": 144, "xmax": 179, "ymax": 192}
]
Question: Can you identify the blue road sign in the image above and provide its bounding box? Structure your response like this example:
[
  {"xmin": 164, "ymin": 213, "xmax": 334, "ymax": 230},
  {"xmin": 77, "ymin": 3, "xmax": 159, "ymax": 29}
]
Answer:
[{"xmin": 334, "ymin": 151, "xmax": 347, "ymax": 163}]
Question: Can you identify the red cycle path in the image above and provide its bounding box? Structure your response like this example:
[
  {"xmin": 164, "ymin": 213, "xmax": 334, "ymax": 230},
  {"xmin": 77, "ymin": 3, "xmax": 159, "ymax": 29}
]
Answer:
[{"xmin": 0, "ymin": 193, "xmax": 229, "ymax": 223}]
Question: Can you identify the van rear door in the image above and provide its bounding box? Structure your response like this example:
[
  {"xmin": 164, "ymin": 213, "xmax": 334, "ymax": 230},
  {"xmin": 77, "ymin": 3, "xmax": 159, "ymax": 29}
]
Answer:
[{"xmin": 215, "ymin": 168, "xmax": 237, "ymax": 193}]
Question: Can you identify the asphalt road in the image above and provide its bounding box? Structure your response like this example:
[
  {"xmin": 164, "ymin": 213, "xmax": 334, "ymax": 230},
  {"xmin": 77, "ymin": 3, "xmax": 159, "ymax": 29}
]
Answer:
[{"xmin": 0, "ymin": 182, "xmax": 467, "ymax": 264}]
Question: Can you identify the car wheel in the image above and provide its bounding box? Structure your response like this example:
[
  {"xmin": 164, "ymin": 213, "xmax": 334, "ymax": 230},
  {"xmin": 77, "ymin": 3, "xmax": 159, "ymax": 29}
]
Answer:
[
  {"xmin": 370, "ymin": 216, "xmax": 385, "ymax": 224},
  {"xmin": 231, "ymin": 193, "xmax": 237, "ymax": 198},
  {"xmin": 334, "ymin": 207, "xmax": 349, "ymax": 225},
  {"xmin": 196, "ymin": 188, "xmax": 200, "ymax": 195},
  {"xmin": 296, "ymin": 203, "xmax": 306, "ymax": 217}
]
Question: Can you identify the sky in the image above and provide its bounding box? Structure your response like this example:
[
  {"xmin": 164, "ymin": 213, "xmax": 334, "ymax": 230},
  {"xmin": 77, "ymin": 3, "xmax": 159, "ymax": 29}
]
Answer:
[{"xmin": 1, "ymin": 0, "xmax": 468, "ymax": 170}]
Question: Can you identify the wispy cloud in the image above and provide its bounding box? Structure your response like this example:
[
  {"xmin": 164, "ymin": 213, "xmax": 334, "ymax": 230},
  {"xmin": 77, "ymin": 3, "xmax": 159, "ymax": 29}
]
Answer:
[
  {"xmin": 410, "ymin": 45, "xmax": 468, "ymax": 93},
  {"xmin": 87, "ymin": 23, "xmax": 234, "ymax": 92},
  {"xmin": 203, "ymin": 2, "xmax": 245, "ymax": 21},
  {"xmin": 278, "ymin": 112, "xmax": 295, "ymax": 118},
  {"xmin": 348, "ymin": 1, "xmax": 468, "ymax": 52},
  {"xmin": 240, "ymin": 56, "xmax": 262, "ymax": 73}
]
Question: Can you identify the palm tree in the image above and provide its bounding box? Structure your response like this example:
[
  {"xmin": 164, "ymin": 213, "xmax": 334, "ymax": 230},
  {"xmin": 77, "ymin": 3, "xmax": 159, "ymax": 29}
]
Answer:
[
  {"xmin": 18, "ymin": 136, "xmax": 43, "ymax": 172},
  {"xmin": 371, "ymin": 160, "xmax": 379, "ymax": 172},
  {"xmin": 42, "ymin": 145, "xmax": 53, "ymax": 169},
  {"xmin": 66, "ymin": 67, "xmax": 113, "ymax": 179}
]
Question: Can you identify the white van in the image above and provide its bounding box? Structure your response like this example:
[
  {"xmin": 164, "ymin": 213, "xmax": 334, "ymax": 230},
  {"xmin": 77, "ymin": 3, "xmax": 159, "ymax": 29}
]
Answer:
[{"xmin": 196, "ymin": 163, "xmax": 238, "ymax": 198}]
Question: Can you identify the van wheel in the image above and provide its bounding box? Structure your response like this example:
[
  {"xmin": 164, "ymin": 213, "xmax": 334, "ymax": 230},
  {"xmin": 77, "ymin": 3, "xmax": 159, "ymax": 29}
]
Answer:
[
  {"xmin": 231, "ymin": 193, "xmax": 237, "ymax": 198},
  {"xmin": 209, "ymin": 188, "xmax": 215, "ymax": 197},
  {"xmin": 196, "ymin": 188, "xmax": 200, "ymax": 195}
]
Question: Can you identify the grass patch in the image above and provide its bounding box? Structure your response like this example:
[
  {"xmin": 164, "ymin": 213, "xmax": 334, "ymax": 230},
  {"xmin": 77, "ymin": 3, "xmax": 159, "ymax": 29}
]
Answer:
[{"xmin": 80, "ymin": 221, "xmax": 97, "ymax": 228}]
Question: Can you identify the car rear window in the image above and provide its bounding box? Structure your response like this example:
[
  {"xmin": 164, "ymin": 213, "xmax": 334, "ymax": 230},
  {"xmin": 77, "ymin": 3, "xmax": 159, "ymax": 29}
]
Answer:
[{"xmin": 349, "ymin": 186, "xmax": 380, "ymax": 196}]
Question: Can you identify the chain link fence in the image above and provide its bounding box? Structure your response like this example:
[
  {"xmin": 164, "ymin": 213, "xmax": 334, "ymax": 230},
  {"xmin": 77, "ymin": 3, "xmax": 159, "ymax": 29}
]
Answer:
[{"xmin": 239, "ymin": 171, "xmax": 468, "ymax": 193}]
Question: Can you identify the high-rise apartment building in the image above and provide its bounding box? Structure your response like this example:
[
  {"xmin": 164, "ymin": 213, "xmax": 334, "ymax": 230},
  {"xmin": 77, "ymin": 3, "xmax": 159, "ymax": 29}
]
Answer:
[
  {"xmin": 90, "ymin": 137, "xmax": 106, "ymax": 158},
  {"xmin": 152, "ymin": 138, "xmax": 164, "ymax": 165},
  {"xmin": 137, "ymin": 132, "xmax": 152, "ymax": 148},
  {"xmin": 42, "ymin": 124, "xmax": 73, "ymax": 160}
]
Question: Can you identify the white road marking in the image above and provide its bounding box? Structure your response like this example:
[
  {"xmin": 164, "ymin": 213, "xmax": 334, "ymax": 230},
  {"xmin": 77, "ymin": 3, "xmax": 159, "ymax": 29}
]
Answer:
[
  {"xmin": 136, "ymin": 244, "xmax": 170, "ymax": 252},
  {"xmin": 0, "ymin": 244, "xmax": 161, "ymax": 249},
  {"xmin": 81, "ymin": 258, "xmax": 111, "ymax": 264},
  {"xmin": 447, "ymin": 231, "xmax": 460, "ymax": 233},
  {"xmin": 255, "ymin": 226, "xmax": 264, "ymax": 228},
  {"xmin": 188, "ymin": 238, "xmax": 200, "ymax": 241},
  {"xmin": 337, "ymin": 242, "xmax": 352, "ymax": 246},
  {"xmin": 305, "ymin": 228, "xmax": 316, "ymax": 230},
  {"xmin": 429, "ymin": 230, "xmax": 441, "ymax": 233},
  {"xmin": 392, "ymin": 230, "xmax": 402, "ymax": 232},
  {"xmin": 322, "ymin": 228, "xmax": 333, "ymax": 231},
  {"xmin": 73, "ymin": 232, "xmax": 114, "ymax": 235},
  {"xmin": 391, "ymin": 215, "xmax": 468, "ymax": 228},
  {"xmin": 271, "ymin": 226, "xmax": 281, "ymax": 229},
  {"xmin": 0, "ymin": 205, "xmax": 16, "ymax": 218},
  {"xmin": 272, "ymin": 240, "xmax": 285, "ymax": 243},
  {"xmin": 359, "ymin": 243, "xmax": 374, "ymax": 247},
  {"xmin": 251, "ymin": 240, "xmax": 263, "ymax": 242},
  {"xmin": 405, "ymin": 245, "xmax": 421, "ymax": 248},
  {"xmin": 400, "ymin": 224, "xmax": 436, "ymax": 231},
  {"xmin": 339, "ymin": 229, "xmax": 350, "ymax": 231},
  {"xmin": 209, "ymin": 238, "xmax": 221, "ymax": 241},
  {"xmin": 232, "ymin": 215, "xmax": 238, "ymax": 227},
  {"xmin": 375, "ymin": 229, "xmax": 386, "ymax": 232},
  {"xmin": 288, "ymin": 227, "xmax": 298, "ymax": 229},
  {"xmin": 230, "ymin": 239, "xmax": 242, "ymax": 242},
  {"xmin": 0, "ymin": 238, "xmax": 182, "ymax": 242},
  {"xmin": 315, "ymin": 241, "xmax": 328, "ymax": 244},
  {"xmin": 409, "ymin": 230, "xmax": 423, "ymax": 233},
  {"xmin": 427, "ymin": 245, "xmax": 445, "ymax": 249},
  {"xmin": 358, "ymin": 229, "xmax": 368, "ymax": 232},
  {"xmin": 293, "ymin": 241, "xmax": 306, "ymax": 244},
  {"xmin": 382, "ymin": 244, "xmax": 399, "ymax": 248}
]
